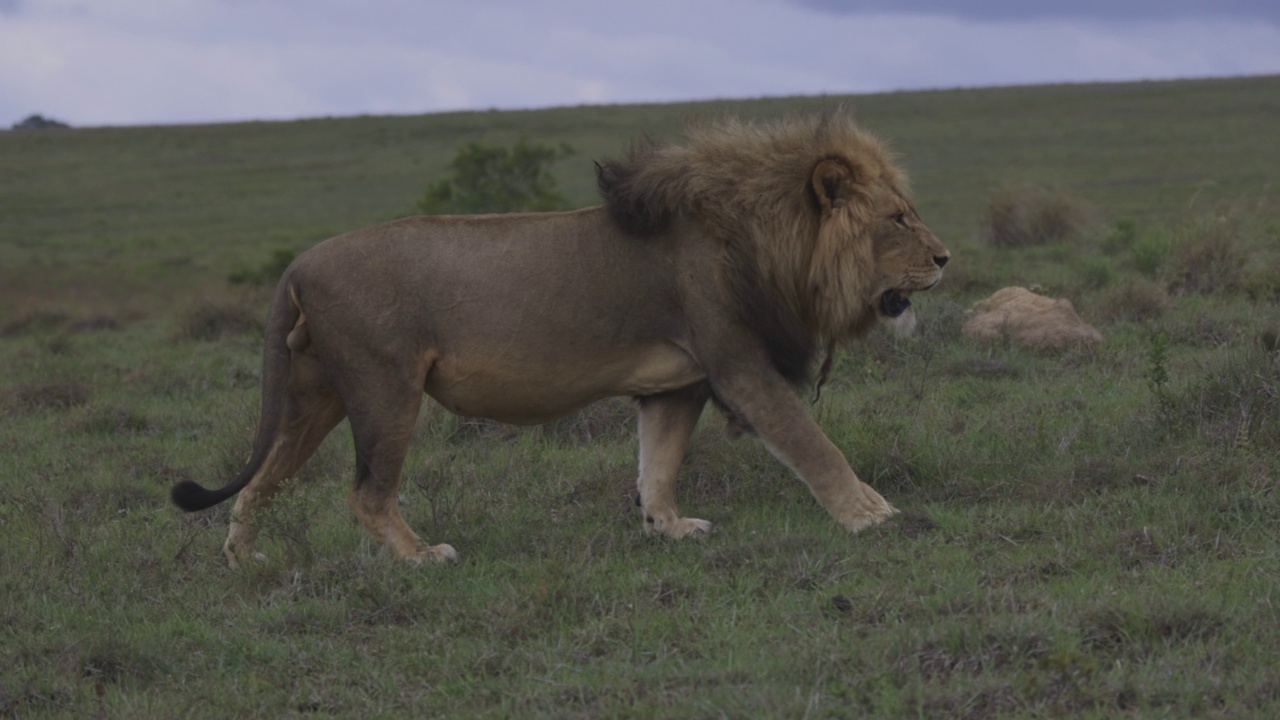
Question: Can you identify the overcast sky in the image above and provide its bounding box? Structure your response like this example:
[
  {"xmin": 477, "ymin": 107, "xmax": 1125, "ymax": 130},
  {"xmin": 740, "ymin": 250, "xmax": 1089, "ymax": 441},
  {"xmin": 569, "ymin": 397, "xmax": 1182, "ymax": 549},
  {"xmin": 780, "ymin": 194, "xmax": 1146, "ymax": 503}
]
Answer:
[{"xmin": 1, "ymin": 0, "xmax": 1277, "ymax": 127}]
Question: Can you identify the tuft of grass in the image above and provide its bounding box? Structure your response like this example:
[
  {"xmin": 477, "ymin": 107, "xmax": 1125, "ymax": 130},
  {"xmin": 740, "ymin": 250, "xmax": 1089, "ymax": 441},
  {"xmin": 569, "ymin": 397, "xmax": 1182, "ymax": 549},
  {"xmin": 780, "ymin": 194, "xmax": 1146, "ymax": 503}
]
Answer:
[
  {"xmin": 1094, "ymin": 277, "xmax": 1171, "ymax": 323},
  {"xmin": 1101, "ymin": 218, "xmax": 1138, "ymax": 255},
  {"xmin": 1176, "ymin": 345, "xmax": 1280, "ymax": 451},
  {"xmin": 1129, "ymin": 231, "xmax": 1172, "ymax": 278},
  {"xmin": 1167, "ymin": 209, "xmax": 1252, "ymax": 295},
  {"xmin": 979, "ymin": 183, "xmax": 1101, "ymax": 248},
  {"xmin": 75, "ymin": 405, "xmax": 155, "ymax": 436}
]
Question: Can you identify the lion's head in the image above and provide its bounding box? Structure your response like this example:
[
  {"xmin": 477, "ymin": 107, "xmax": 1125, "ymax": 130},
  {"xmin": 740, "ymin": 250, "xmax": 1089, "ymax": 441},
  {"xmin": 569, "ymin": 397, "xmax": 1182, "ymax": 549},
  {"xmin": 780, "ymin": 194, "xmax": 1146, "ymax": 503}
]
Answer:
[{"xmin": 598, "ymin": 110, "xmax": 949, "ymax": 384}]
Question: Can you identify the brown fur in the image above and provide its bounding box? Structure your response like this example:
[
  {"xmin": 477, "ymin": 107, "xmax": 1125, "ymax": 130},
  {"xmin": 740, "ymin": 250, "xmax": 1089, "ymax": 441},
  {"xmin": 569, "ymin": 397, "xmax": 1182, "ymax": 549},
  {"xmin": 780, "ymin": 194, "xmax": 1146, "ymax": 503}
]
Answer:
[
  {"xmin": 599, "ymin": 112, "xmax": 924, "ymax": 383},
  {"xmin": 171, "ymin": 111, "xmax": 950, "ymax": 566}
]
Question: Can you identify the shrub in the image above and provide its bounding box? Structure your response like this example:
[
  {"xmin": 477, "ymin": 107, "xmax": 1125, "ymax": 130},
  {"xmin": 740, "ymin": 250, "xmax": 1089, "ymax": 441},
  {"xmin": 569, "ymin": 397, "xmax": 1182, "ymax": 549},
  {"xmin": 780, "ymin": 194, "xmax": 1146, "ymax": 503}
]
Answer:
[
  {"xmin": 1101, "ymin": 219, "xmax": 1138, "ymax": 255},
  {"xmin": 1076, "ymin": 256, "xmax": 1116, "ymax": 290},
  {"xmin": 979, "ymin": 183, "xmax": 1100, "ymax": 248},
  {"xmin": 418, "ymin": 138, "xmax": 576, "ymax": 215},
  {"xmin": 1095, "ymin": 278, "xmax": 1171, "ymax": 323},
  {"xmin": 228, "ymin": 248, "xmax": 296, "ymax": 287},
  {"xmin": 1167, "ymin": 211, "xmax": 1250, "ymax": 295},
  {"xmin": 1130, "ymin": 233, "xmax": 1171, "ymax": 279}
]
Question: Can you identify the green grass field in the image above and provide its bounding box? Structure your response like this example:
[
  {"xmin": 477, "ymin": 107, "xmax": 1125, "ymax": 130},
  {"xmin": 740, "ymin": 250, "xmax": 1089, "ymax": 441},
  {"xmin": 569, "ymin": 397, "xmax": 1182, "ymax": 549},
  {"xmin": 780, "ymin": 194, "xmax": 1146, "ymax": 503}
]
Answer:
[{"xmin": 2, "ymin": 75, "xmax": 1279, "ymax": 718}]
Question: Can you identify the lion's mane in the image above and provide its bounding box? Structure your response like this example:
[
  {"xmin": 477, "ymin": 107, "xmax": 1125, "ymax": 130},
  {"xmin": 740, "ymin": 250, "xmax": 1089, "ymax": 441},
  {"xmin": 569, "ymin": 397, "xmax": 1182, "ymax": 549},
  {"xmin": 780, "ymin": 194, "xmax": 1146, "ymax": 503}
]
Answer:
[{"xmin": 596, "ymin": 110, "xmax": 912, "ymax": 385}]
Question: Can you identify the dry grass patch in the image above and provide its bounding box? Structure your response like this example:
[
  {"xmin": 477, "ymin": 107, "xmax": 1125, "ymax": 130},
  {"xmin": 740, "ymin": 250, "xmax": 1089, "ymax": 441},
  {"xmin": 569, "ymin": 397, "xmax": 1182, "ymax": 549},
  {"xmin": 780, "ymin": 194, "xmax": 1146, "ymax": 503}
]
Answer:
[
  {"xmin": 1094, "ymin": 277, "xmax": 1171, "ymax": 323},
  {"xmin": 1167, "ymin": 210, "xmax": 1252, "ymax": 295},
  {"xmin": 979, "ymin": 183, "xmax": 1101, "ymax": 248}
]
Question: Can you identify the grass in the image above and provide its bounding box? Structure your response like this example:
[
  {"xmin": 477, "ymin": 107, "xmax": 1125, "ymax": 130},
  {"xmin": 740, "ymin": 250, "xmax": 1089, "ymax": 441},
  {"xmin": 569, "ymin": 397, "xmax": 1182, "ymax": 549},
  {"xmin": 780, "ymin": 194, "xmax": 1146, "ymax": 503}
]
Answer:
[{"xmin": 2, "ymin": 75, "xmax": 1280, "ymax": 718}]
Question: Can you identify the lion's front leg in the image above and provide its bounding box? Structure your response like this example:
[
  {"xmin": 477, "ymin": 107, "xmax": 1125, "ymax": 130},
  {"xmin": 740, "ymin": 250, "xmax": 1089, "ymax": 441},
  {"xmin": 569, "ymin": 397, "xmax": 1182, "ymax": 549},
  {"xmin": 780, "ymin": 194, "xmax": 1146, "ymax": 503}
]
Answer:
[
  {"xmin": 636, "ymin": 383, "xmax": 713, "ymax": 538},
  {"xmin": 718, "ymin": 373, "xmax": 897, "ymax": 532}
]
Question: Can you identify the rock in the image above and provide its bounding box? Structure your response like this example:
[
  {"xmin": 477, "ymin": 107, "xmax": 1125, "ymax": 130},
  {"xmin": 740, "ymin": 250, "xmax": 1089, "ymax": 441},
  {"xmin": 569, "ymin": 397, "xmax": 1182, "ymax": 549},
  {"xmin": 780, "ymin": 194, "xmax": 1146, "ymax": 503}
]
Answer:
[{"xmin": 963, "ymin": 286, "xmax": 1102, "ymax": 350}]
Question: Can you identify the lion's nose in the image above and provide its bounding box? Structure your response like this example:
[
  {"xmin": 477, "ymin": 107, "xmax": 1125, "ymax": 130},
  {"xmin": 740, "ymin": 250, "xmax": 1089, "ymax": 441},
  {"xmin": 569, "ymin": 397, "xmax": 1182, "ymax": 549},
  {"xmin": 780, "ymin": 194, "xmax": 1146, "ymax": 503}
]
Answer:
[{"xmin": 934, "ymin": 254, "xmax": 949, "ymax": 268}]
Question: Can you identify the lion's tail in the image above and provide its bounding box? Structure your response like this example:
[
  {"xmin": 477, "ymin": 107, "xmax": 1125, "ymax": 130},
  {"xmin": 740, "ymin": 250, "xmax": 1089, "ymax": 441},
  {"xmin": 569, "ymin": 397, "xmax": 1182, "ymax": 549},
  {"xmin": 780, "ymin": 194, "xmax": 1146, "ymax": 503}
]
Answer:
[{"xmin": 170, "ymin": 278, "xmax": 296, "ymax": 512}]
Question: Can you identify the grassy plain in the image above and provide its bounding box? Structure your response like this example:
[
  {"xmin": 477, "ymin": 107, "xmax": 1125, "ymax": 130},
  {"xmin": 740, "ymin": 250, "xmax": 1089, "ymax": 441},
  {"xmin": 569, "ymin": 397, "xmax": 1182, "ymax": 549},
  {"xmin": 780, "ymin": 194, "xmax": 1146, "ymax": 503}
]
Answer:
[{"xmin": 2, "ymin": 75, "xmax": 1279, "ymax": 718}]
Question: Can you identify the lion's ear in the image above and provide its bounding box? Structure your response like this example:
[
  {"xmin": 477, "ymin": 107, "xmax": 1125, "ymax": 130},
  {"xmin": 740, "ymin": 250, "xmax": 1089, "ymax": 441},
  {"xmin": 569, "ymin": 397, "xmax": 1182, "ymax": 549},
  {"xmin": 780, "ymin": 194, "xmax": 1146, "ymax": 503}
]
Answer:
[{"xmin": 811, "ymin": 158, "xmax": 856, "ymax": 212}]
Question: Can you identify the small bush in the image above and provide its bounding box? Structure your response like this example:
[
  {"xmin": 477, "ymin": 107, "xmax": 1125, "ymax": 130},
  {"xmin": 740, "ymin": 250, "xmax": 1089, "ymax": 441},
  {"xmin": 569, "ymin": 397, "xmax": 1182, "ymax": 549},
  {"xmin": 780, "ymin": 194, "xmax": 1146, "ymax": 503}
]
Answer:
[
  {"xmin": 1130, "ymin": 233, "xmax": 1171, "ymax": 278},
  {"xmin": 418, "ymin": 138, "xmax": 576, "ymax": 215},
  {"xmin": 979, "ymin": 183, "xmax": 1100, "ymax": 248},
  {"xmin": 1242, "ymin": 261, "xmax": 1280, "ymax": 303},
  {"xmin": 1095, "ymin": 278, "xmax": 1171, "ymax": 323},
  {"xmin": 1167, "ymin": 212, "xmax": 1250, "ymax": 295},
  {"xmin": 1101, "ymin": 219, "xmax": 1138, "ymax": 255},
  {"xmin": 228, "ymin": 248, "xmax": 295, "ymax": 287},
  {"xmin": 1076, "ymin": 256, "xmax": 1116, "ymax": 290}
]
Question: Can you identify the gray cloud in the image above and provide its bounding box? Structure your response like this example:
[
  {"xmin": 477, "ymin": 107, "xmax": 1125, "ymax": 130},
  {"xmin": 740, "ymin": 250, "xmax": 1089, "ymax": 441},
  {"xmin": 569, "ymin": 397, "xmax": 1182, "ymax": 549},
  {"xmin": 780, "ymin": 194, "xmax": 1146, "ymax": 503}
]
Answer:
[
  {"xmin": 0, "ymin": 0, "xmax": 1277, "ymax": 127},
  {"xmin": 0, "ymin": 0, "xmax": 22, "ymax": 15},
  {"xmin": 793, "ymin": 0, "xmax": 1280, "ymax": 23}
]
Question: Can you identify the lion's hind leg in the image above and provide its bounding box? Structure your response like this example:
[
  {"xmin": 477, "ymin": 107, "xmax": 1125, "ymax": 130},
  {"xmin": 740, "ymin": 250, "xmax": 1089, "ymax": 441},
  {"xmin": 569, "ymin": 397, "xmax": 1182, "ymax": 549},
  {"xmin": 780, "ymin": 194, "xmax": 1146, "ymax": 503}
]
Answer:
[
  {"xmin": 636, "ymin": 384, "xmax": 713, "ymax": 539},
  {"xmin": 342, "ymin": 376, "xmax": 457, "ymax": 565},
  {"xmin": 224, "ymin": 353, "xmax": 346, "ymax": 568}
]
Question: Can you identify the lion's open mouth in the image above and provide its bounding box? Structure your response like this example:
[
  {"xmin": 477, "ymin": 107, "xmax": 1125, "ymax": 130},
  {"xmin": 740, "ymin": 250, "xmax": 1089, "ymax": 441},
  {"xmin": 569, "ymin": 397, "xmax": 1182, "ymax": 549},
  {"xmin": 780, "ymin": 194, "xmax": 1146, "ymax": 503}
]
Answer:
[{"xmin": 880, "ymin": 289, "xmax": 912, "ymax": 318}]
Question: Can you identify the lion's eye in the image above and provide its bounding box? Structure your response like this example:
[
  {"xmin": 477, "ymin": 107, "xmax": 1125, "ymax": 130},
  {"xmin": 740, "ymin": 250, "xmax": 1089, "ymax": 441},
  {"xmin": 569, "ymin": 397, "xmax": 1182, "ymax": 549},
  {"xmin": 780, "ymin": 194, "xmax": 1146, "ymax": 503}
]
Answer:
[{"xmin": 892, "ymin": 212, "xmax": 908, "ymax": 227}]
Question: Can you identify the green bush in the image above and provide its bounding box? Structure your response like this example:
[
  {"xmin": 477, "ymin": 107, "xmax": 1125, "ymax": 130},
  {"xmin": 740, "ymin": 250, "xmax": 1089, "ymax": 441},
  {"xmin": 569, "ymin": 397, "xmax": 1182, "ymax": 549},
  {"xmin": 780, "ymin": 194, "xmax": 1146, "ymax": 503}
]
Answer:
[
  {"xmin": 1101, "ymin": 219, "xmax": 1138, "ymax": 255},
  {"xmin": 228, "ymin": 248, "xmax": 296, "ymax": 287},
  {"xmin": 418, "ymin": 138, "xmax": 576, "ymax": 215},
  {"xmin": 1130, "ymin": 233, "xmax": 1171, "ymax": 278}
]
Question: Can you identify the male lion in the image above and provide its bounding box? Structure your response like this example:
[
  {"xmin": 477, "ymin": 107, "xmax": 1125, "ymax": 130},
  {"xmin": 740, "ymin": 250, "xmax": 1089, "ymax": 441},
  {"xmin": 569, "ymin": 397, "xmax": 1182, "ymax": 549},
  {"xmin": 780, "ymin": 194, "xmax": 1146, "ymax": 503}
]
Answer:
[{"xmin": 171, "ymin": 112, "xmax": 950, "ymax": 566}]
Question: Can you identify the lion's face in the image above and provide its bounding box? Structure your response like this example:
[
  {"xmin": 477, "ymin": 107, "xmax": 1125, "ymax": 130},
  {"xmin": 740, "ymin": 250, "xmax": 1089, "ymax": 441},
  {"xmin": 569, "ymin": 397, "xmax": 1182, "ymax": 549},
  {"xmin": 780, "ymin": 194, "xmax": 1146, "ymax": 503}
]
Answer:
[{"xmin": 869, "ymin": 200, "xmax": 949, "ymax": 319}]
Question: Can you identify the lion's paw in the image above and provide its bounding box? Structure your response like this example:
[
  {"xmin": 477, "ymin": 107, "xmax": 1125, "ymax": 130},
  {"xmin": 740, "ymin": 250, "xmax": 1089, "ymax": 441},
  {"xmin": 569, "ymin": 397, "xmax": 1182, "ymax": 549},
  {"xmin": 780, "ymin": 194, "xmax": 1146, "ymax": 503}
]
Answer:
[
  {"xmin": 408, "ymin": 543, "xmax": 459, "ymax": 565},
  {"xmin": 223, "ymin": 546, "xmax": 268, "ymax": 570},
  {"xmin": 649, "ymin": 516, "xmax": 713, "ymax": 539},
  {"xmin": 841, "ymin": 501, "xmax": 899, "ymax": 533}
]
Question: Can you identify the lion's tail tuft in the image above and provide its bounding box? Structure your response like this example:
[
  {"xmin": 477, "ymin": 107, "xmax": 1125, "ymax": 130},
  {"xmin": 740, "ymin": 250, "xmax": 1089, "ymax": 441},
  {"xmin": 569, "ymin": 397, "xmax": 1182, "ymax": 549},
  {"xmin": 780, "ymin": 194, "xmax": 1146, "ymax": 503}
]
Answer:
[{"xmin": 170, "ymin": 479, "xmax": 234, "ymax": 512}]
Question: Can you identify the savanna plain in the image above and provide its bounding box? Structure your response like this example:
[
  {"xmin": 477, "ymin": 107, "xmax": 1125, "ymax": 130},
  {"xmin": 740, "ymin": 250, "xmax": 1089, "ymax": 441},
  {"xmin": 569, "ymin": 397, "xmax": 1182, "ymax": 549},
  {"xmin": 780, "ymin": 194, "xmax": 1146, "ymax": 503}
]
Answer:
[{"xmin": 2, "ymin": 76, "xmax": 1280, "ymax": 718}]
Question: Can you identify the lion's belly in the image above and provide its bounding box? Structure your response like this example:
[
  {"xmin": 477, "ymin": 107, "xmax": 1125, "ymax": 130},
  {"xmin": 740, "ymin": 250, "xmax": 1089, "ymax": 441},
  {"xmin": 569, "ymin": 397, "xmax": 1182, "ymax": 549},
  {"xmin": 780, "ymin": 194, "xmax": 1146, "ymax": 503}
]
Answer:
[{"xmin": 423, "ymin": 342, "xmax": 705, "ymax": 424}]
